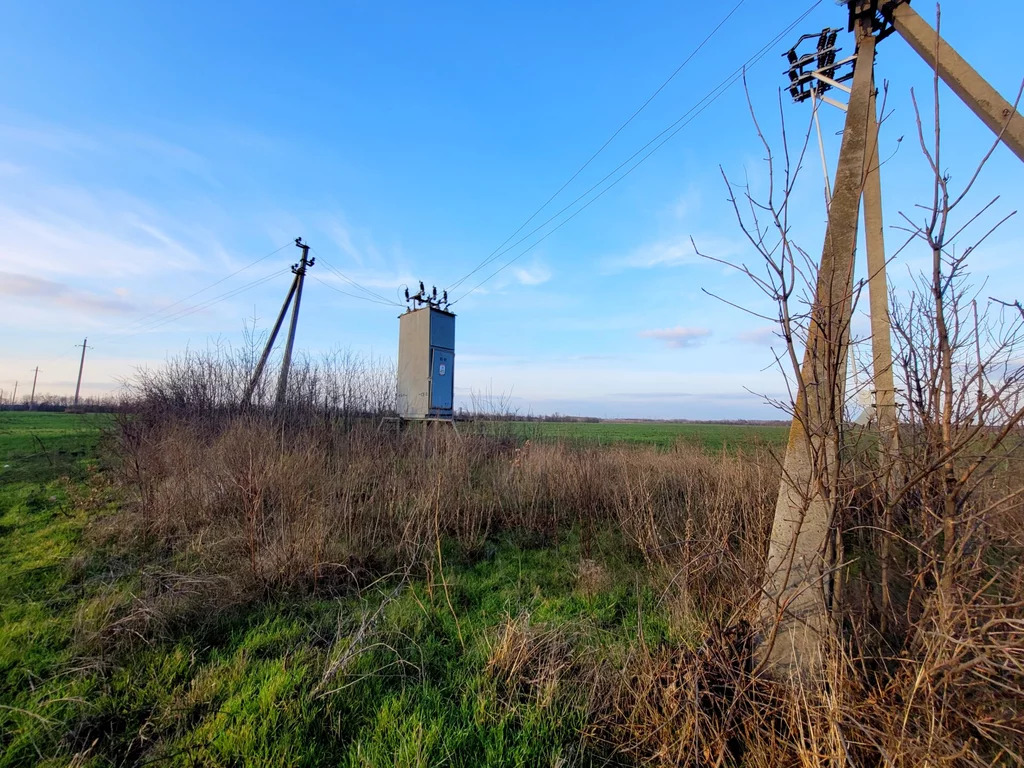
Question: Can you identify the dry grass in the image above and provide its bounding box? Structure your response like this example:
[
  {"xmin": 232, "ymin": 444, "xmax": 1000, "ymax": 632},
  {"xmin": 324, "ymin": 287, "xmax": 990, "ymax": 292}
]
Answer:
[
  {"xmin": 96, "ymin": 403, "xmax": 1024, "ymax": 766},
  {"xmin": 106, "ymin": 411, "xmax": 776, "ymax": 620}
]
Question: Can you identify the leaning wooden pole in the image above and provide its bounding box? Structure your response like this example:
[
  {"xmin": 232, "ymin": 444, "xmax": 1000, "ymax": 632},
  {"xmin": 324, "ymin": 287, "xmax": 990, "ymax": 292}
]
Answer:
[{"xmin": 760, "ymin": 22, "xmax": 877, "ymax": 677}]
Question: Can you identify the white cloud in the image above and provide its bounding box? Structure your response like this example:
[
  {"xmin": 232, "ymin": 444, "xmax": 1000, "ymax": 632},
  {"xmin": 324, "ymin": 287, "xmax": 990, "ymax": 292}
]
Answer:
[
  {"xmin": 736, "ymin": 326, "xmax": 778, "ymax": 345},
  {"xmin": 618, "ymin": 236, "xmax": 699, "ymax": 269},
  {"xmin": 638, "ymin": 326, "xmax": 711, "ymax": 349},
  {"xmin": 513, "ymin": 262, "xmax": 551, "ymax": 286},
  {"xmin": 0, "ymin": 191, "xmax": 209, "ymax": 279},
  {"xmin": 0, "ymin": 271, "xmax": 138, "ymax": 316},
  {"xmin": 603, "ymin": 233, "xmax": 748, "ymax": 272},
  {"xmin": 320, "ymin": 215, "xmax": 388, "ymax": 267},
  {"xmin": 0, "ymin": 120, "xmax": 99, "ymax": 155}
]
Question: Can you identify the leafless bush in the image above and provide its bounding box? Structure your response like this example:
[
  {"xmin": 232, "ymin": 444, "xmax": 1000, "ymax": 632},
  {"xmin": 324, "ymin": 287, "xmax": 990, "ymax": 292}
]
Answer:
[{"xmin": 125, "ymin": 345, "xmax": 396, "ymax": 424}]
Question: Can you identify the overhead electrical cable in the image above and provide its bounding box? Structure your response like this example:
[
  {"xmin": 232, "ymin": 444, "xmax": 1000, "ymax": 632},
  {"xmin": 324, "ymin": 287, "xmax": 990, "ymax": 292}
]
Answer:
[
  {"xmin": 116, "ymin": 241, "xmax": 294, "ymax": 333},
  {"xmin": 450, "ymin": 0, "xmax": 823, "ymax": 305},
  {"xmin": 310, "ymin": 274, "xmax": 404, "ymax": 307},
  {"xmin": 132, "ymin": 268, "xmax": 290, "ymax": 334},
  {"xmin": 36, "ymin": 344, "xmax": 81, "ymax": 367},
  {"xmin": 446, "ymin": 0, "xmax": 750, "ymax": 294},
  {"xmin": 107, "ymin": 267, "xmax": 291, "ymax": 340},
  {"xmin": 311, "ymin": 249, "xmax": 405, "ymax": 307}
]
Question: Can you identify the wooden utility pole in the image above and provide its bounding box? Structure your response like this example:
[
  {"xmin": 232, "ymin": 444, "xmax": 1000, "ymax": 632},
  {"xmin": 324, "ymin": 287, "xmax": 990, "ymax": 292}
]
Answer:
[
  {"xmin": 865, "ymin": 0, "xmax": 1024, "ymax": 446},
  {"xmin": 30, "ymin": 367, "xmax": 39, "ymax": 410},
  {"xmin": 73, "ymin": 338, "xmax": 90, "ymax": 408},
  {"xmin": 761, "ymin": 16, "xmax": 877, "ymax": 677},
  {"xmin": 241, "ymin": 238, "xmax": 314, "ymax": 407},
  {"xmin": 276, "ymin": 239, "xmax": 312, "ymax": 405}
]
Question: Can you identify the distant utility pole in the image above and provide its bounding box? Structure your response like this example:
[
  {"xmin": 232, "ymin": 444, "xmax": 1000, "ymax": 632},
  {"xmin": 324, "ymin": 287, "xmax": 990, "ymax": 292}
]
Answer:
[
  {"xmin": 30, "ymin": 367, "xmax": 39, "ymax": 410},
  {"xmin": 73, "ymin": 338, "xmax": 90, "ymax": 408},
  {"xmin": 241, "ymin": 238, "xmax": 315, "ymax": 407},
  {"xmin": 11, "ymin": 381, "xmax": 18, "ymax": 406}
]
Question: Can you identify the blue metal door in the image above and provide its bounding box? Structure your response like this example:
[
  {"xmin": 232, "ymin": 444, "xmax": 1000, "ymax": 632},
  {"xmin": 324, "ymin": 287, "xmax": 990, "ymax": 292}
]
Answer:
[{"xmin": 430, "ymin": 348, "xmax": 453, "ymax": 410}]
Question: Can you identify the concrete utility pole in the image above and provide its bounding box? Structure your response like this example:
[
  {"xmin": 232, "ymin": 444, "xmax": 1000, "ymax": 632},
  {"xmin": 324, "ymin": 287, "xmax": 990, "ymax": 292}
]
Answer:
[
  {"xmin": 276, "ymin": 239, "xmax": 313, "ymax": 405},
  {"xmin": 242, "ymin": 278, "xmax": 298, "ymax": 406},
  {"xmin": 784, "ymin": 26, "xmax": 897, "ymax": 451},
  {"xmin": 762, "ymin": 16, "xmax": 877, "ymax": 677},
  {"xmin": 862, "ymin": 70, "xmax": 898, "ymax": 451},
  {"xmin": 30, "ymin": 367, "xmax": 39, "ymax": 410},
  {"xmin": 241, "ymin": 238, "xmax": 314, "ymax": 407},
  {"xmin": 73, "ymin": 338, "xmax": 90, "ymax": 408},
  {"xmin": 762, "ymin": 0, "xmax": 1024, "ymax": 677},
  {"xmin": 888, "ymin": 1, "xmax": 1024, "ymax": 162}
]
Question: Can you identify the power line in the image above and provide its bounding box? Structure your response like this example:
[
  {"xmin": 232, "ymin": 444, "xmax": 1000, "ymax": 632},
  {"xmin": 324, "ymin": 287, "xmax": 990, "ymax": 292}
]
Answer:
[
  {"xmin": 115, "ymin": 241, "xmax": 293, "ymax": 333},
  {"xmin": 37, "ymin": 344, "xmax": 81, "ymax": 367},
  {"xmin": 446, "ymin": 0, "xmax": 750, "ymax": 294},
  {"xmin": 133, "ymin": 268, "xmax": 290, "ymax": 334},
  {"xmin": 312, "ymin": 250, "xmax": 404, "ymax": 307},
  {"xmin": 106, "ymin": 267, "xmax": 291, "ymax": 340},
  {"xmin": 310, "ymin": 274, "xmax": 403, "ymax": 307},
  {"xmin": 314, "ymin": 256, "xmax": 402, "ymax": 306},
  {"xmin": 450, "ymin": 0, "xmax": 824, "ymax": 305}
]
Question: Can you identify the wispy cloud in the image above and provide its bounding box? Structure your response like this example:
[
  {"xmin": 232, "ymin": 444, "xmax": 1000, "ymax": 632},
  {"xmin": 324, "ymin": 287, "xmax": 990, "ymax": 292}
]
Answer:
[
  {"xmin": 514, "ymin": 261, "xmax": 551, "ymax": 286},
  {"xmin": 615, "ymin": 236, "xmax": 700, "ymax": 270},
  {"xmin": 638, "ymin": 326, "xmax": 711, "ymax": 349},
  {"xmin": 736, "ymin": 326, "xmax": 777, "ymax": 345},
  {"xmin": 314, "ymin": 268, "xmax": 415, "ymax": 303},
  {"xmin": 0, "ymin": 270, "xmax": 138, "ymax": 315},
  {"xmin": 668, "ymin": 185, "xmax": 703, "ymax": 220},
  {"xmin": 0, "ymin": 191, "xmax": 210, "ymax": 279},
  {"xmin": 319, "ymin": 215, "xmax": 389, "ymax": 267},
  {"xmin": 603, "ymin": 233, "xmax": 747, "ymax": 273},
  {"xmin": 0, "ymin": 120, "xmax": 100, "ymax": 155}
]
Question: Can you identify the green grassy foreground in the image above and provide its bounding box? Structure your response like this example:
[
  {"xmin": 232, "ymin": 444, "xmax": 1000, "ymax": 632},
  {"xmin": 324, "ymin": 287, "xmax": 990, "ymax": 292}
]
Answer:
[{"xmin": 0, "ymin": 412, "xmax": 693, "ymax": 766}]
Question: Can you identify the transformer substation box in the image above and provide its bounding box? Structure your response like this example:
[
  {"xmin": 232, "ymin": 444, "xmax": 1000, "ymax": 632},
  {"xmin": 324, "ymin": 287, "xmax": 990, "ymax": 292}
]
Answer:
[{"xmin": 397, "ymin": 306, "xmax": 455, "ymax": 419}]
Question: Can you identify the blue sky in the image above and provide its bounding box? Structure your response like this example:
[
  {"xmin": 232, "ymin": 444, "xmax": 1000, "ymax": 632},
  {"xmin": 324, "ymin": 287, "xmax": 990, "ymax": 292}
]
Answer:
[{"xmin": 2, "ymin": 1, "xmax": 1022, "ymax": 418}]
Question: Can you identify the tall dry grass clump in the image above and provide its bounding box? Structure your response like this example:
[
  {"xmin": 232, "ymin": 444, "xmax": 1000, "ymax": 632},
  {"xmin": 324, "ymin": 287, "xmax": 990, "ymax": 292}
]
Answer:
[{"xmin": 110, "ymin": 409, "xmax": 777, "ymax": 614}]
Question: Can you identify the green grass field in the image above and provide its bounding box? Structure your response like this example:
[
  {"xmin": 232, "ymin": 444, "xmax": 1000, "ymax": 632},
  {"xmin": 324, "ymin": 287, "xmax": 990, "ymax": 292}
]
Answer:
[
  {"xmin": 485, "ymin": 420, "xmax": 789, "ymax": 452},
  {"xmin": 0, "ymin": 412, "xmax": 111, "ymax": 483},
  {"xmin": 0, "ymin": 412, "xmax": 692, "ymax": 766}
]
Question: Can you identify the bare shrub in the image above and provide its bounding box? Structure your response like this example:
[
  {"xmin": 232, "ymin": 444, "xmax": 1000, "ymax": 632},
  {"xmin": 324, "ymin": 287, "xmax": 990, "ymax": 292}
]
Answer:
[{"xmin": 126, "ymin": 345, "xmax": 396, "ymax": 423}]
